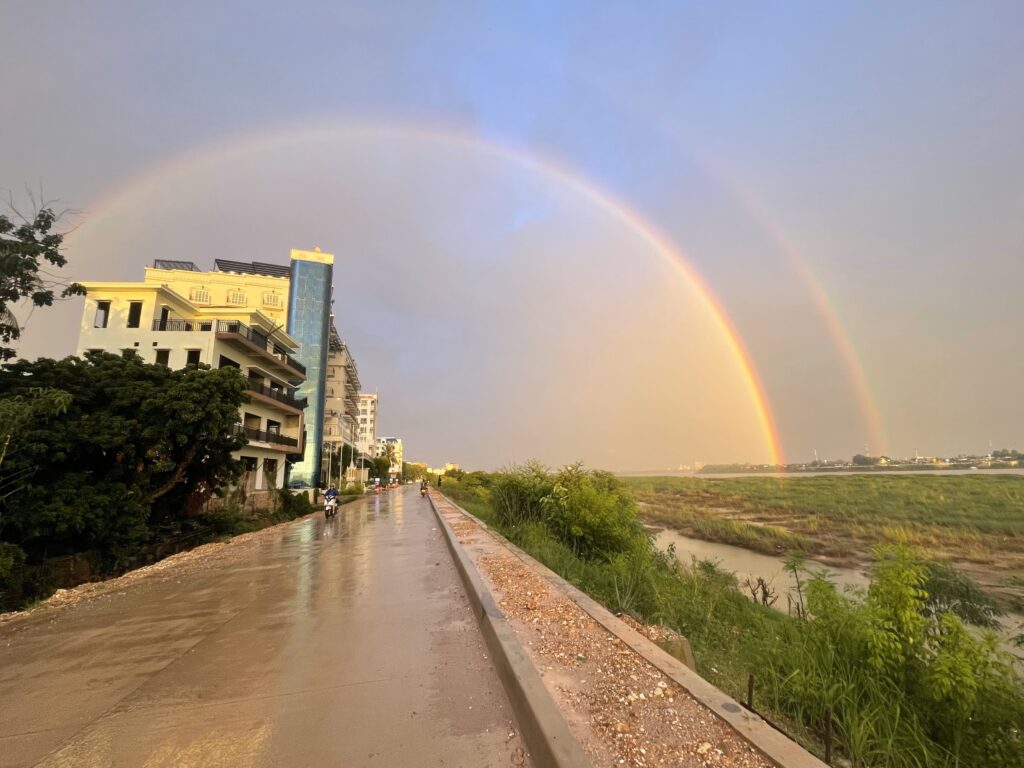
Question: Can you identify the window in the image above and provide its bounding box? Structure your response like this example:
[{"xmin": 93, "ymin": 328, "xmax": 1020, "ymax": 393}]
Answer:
[
  {"xmin": 126, "ymin": 302, "xmax": 143, "ymax": 328},
  {"xmin": 155, "ymin": 350, "xmax": 170, "ymax": 366},
  {"xmin": 186, "ymin": 349, "xmax": 201, "ymax": 366},
  {"xmin": 121, "ymin": 349, "xmax": 135, "ymax": 359},
  {"xmin": 189, "ymin": 288, "xmax": 211, "ymax": 305},
  {"xmin": 219, "ymin": 355, "xmax": 240, "ymax": 369},
  {"xmin": 94, "ymin": 301, "xmax": 111, "ymax": 328},
  {"xmin": 227, "ymin": 290, "xmax": 247, "ymax": 306},
  {"xmin": 262, "ymin": 292, "xmax": 281, "ymax": 308},
  {"xmin": 263, "ymin": 459, "xmax": 279, "ymax": 487},
  {"xmin": 266, "ymin": 420, "xmax": 281, "ymax": 435}
]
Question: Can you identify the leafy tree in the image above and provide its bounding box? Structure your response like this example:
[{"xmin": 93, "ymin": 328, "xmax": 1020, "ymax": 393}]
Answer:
[
  {"xmin": 378, "ymin": 441, "xmax": 397, "ymax": 473},
  {"xmin": 369, "ymin": 456, "xmax": 391, "ymax": 481},
  {"xmin": 0, "ymin": 352, "xmax": 247, "ymax": 569},
  {"xmin": 0, "ymin": 387, "xmax": 71, "ymax": 500},
  {"xmin": 402, "ymin": 461, "xmax": 428, "ymax": 482},
  {"xmin": 921, "ymin": 560, "xmax": 1003, "ymax": 629},
  {"xmin": 0, "ymin": 201, "xmax": 85, "ymax": 360},
  {"xmin": 540, "ymin": 464, "xmax": 645, "ymax": 560}
]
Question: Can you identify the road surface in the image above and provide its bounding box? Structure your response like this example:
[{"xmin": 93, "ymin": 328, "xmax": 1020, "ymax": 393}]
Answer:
[{"xmin": 0, "ymin": 487, "xmax": 527, "ymax": 767}]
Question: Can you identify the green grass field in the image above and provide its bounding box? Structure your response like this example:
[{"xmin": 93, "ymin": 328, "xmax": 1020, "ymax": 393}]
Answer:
[{"xmin": 623, "ymin": 474, "xmax": 1024, "ymax": 567}]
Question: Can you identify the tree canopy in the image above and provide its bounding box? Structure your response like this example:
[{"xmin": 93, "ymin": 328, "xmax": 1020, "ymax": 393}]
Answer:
[
  {"xmin": 0, "ymin": 352, "xmax": 248, "ymax": 570},
  {"xmin": 0, "ymin": 203, "xmax": 85, "ymax": 360}
]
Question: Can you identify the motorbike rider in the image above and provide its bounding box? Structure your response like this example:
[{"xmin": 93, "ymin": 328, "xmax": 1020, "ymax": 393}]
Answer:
[{"xmin": 324, "ymin": 484, "xmax": 340, "ymax": 505}]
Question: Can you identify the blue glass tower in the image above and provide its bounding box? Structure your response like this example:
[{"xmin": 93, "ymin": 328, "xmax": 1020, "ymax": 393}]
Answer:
[{"xmin": 286, "ymin": 248, "xmax": 334, "ymax": 487}]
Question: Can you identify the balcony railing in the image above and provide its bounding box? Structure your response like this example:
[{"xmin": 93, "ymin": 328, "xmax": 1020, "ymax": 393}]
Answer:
[
  {"xmin": 215, "ymin": 320, "xmax": 307, "ymax": 376},
  {"xmin": 151, "ymin": 319, "xmax": 213, "ymax": 332},
  {"xmin": 247, "ymin": 381, "xmax": 307, "ymax": 410},
  {"xmin": 234, "ymin": 425, "xmax": 299, "ymax": 448},
  {"xmin": 150, "ymin": 318, "xmax": 306, "ymax": 376}
]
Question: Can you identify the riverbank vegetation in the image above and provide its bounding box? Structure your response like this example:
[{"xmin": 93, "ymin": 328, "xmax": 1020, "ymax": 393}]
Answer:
[
  {"xmin": 442, "ymin": 465, "xmax": 1024, "ymax": 768},
  {"xmin": 624, "ymin": 475, "xmax": 1024, "ymax": 569}
]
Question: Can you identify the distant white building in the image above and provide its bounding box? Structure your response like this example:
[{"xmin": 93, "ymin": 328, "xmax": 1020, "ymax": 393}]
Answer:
[
  {"xmin": 357, "ymin": 393, "xmax": 378, "ymax": 458},
  {"xmin": 376, "ymin": 436, "xmax": 403, "ymax": 476},
  {"xmin": 322, "ymin": 322, "xmax": 363, "ymax": 483},
  {"xmin": 428, "ymin": 462, "xmax": 461, "ymax": 476}
]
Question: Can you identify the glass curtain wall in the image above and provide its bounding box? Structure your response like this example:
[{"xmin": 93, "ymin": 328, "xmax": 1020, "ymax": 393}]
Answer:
[{"xmin": 286, "ymin": 249, "xmax": 334, "ymax": 487}]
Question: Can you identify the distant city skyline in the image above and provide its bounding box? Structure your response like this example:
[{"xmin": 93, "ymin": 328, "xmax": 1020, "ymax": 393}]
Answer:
[{"xmin": 3, "ymin": 2, "xmax": 1022, "ymax": 470}]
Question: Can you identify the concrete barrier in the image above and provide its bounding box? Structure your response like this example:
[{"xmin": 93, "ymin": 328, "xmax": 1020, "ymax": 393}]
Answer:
[{"xmin": 428, "ymin": 494, "xmax": 593, "ymax": 768}]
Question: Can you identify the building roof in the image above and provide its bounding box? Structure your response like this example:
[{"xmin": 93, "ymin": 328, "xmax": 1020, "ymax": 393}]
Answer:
[{"xmin": 213, "ymin": 259, "xmax": 290, "ymax": 279}]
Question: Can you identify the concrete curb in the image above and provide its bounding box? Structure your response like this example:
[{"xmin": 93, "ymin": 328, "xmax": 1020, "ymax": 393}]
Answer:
[
  {"xmin": 428, "ymin": 494, "xmax": 593, "ymax": 768},
  {"xmin": 438, "ymin": 494, "xmax": 830, "ymax": 768}
]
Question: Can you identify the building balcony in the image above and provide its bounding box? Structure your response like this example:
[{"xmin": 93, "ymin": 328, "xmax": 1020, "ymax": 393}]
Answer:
[
  {"xmin": 150, "ymin": 318, "xmax": 306, "ymax": 381},
  {"xmin": 234, "ymin": 424, "xmax": 300, "ymax": 449},
  {"xmin": 213, "ymin": 320, "xmax": 306, "ymax": 377},
  {"xmin": 247, "ymin": 381, "xmax": 307, "ymax": 412}
]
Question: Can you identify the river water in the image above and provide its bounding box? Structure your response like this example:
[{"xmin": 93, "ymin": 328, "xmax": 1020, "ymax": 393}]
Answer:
[
  {"xmin": 652, "ymin": 528, "xmax": 1023, "ymax": 653},
  {"xmin": 653, "ymin": 527, "xmax": 871, "ymax": 598}
]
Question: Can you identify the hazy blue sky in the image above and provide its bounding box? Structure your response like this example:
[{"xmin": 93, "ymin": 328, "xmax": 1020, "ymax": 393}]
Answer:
[{"xmin": 2, "ymin": 2, "xmax": 1022, "ymax": 469}]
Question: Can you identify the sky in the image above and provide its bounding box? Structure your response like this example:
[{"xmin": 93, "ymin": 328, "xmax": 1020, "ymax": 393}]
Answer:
[{"xmin": 2, "ymin": 1, "xmax": 1022, "ymax": 470}]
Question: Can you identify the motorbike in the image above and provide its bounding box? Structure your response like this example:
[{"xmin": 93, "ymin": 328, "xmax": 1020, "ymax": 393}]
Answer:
[
  {"xmin": 420, "ymin": 486, "xmax": 427, "ymax": 498},
  {"xmin": 324, "ymin": 496, "xmax": 339, "ymax": 518}
]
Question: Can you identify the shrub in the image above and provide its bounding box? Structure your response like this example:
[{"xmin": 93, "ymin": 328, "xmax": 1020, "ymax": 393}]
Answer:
[
  {"xmin": 276, "ymin": 489, "xmax": 313, "ymax": 519},
  {"xmin": 921, "ymin": 559, "xmax": 1003, "ymax": 629},
  {"xmin": 193, "ymin": 506, "xmax": 259, "ymax": 536},
  {"xmin": 0, "ymin": 541, "xmax": 26, "ymax": 597},
  {"xmin": 490, "ymin": 462, "xmax": 554, "ymax": 528},
  {"xmin": 540, "ymin": 464, "xmax": 646, "ymax": 560},
  {"xmin": 763, "ymin": 547, "xmax": 1024, "ymax": 767},
  {"xmin": 346, "ymin": 482, "xmax": 365, "ymax": 495}
]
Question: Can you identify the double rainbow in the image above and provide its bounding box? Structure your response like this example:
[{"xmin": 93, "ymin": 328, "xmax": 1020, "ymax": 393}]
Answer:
[{"xmin": 84, "ymin": 120, "xmax": 870, "ymax": 466}]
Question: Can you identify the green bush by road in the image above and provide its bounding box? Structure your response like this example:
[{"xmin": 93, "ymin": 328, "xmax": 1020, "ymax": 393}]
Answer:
[{"xmin": 442, "ymin": 466, "xmax": 1024, "ymax": 768}]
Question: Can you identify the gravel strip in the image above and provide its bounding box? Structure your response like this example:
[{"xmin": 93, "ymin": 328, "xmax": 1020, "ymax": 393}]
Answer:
[{"xmin": 435, "ymin": 497, "xmax": 777, "ymax": 768}]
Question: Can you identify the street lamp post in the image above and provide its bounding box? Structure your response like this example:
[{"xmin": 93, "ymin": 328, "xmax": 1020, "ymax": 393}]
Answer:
[{"xmin": 323, "ymin": 441, "xmax": 333, "ymax": 488}]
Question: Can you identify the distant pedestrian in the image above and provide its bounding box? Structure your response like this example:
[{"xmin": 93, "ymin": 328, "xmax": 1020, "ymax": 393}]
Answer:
[{"xmin": 437, "ymin": 475, "xmax": 443, "ymax": 488}]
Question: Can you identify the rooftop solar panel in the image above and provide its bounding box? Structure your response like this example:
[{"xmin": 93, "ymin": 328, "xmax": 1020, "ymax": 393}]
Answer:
[
  {"xmin": 152, "ymin": 259, "xmax": 202, "ymax": 271},
  {"xmin": 214, "ymin": 259, "xmax": 289, "ymax": 278}
]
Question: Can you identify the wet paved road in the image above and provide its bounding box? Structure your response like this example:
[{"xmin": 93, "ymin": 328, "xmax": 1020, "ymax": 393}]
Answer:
[{"xmin": 0, "ymin": 487, "xmax": 526, "ymax": 767}]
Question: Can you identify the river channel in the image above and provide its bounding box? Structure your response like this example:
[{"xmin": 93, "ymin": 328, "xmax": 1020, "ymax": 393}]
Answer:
[
  {"xmin": 653, "ymin": 527, "xmax": 870, "ymax": 597},
  {"xmin": 652, "ymin": 527, "xmax": 1023, "ymax": 653}
]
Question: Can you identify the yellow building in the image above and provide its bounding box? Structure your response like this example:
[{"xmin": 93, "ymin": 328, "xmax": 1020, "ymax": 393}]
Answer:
[
  {"xmin": 75, "ymin": 260, "xmax": 306, "ymax": 492},
  {"xmin": 145, "ymin": 259, "xmax": 291, "ymax": 325}
]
